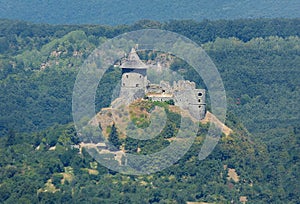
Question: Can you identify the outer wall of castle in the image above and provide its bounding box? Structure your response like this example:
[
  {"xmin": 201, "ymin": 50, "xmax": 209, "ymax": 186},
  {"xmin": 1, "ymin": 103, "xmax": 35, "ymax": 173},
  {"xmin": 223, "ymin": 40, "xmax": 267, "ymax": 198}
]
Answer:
[{"xmin": 173, "ymin": 89, "xmax": 206, "ymax": 120}]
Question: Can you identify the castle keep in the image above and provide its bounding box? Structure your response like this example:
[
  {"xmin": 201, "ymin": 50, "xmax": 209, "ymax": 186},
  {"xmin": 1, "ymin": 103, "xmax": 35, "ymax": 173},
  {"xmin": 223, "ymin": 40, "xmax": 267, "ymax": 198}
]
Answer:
[
  {"xmin": 120, "ymin": 48, "xmax": 148, "ymax": 100},
  {"xmin": 120, "ymin": 48, "xmax": 206, "ymax": 120}
]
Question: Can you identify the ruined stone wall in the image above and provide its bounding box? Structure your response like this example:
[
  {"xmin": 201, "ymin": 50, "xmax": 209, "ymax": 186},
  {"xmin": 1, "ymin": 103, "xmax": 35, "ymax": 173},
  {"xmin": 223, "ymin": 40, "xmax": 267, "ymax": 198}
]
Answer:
[
  {"xmin": 145, "ymin": 80, "xmax": 206, "ymax": 120},
  {"xmin": 146, "ymin": 81, "xmax": 172, "ymax": 94},
  {"xmin": 146, "ymin": 84, "xmax": 161, "ymax": 94},
  {"xmin": 159, "ymin": 81, "xmax": 172, "ymax": 93},
  {"xmin": 119, "ymin": 87, "xmax": 145, "ymax": 105},
  {"xmin": 173, "ymin": 86, "xmax": 206, "ymax": 120},
  {"xmin": 148, "ymin": 95, "xmax": 173, "ymax": 102},
  {"xmin": 173, "ymin": 80, "xmax": 196, "ymax": 90},
  {"xmin": 119, "ymin": 64, "xmax": 206, "ymax": 119}
]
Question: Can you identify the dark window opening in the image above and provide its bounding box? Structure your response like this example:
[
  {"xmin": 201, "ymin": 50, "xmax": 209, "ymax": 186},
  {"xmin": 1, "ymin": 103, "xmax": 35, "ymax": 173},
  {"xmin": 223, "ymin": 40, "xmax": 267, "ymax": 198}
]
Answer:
[
  {"xmin": 199, "ymin": 105, "xmax": 201, "ymax": 108},
  {"xmin": 198, "ymin": 92, "xmax": 202, "ymax": 96},
  {"xmin": 126, "ymin": 75, "xmax": 128, "ymax": 78},
  {"xmin": 198, "ymin": 99, "xmax": 201, "ymax": 103},
  {"xmin": 136, "ymin": 84, "xmax": 139, "ymax": 87},
  {"xmin": 162, "ymin": 90, "xmax": 165, "ymax": 93}
]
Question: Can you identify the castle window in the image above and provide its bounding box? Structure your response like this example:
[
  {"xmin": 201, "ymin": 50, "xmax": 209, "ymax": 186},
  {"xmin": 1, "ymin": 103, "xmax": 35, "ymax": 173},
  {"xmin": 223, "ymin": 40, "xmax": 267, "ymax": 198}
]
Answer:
[
  {"xmin": 126, "ymin": 75, "xmax": 128, "ymax": 78},
  {"xmin": 162, "ymin": 90, "xmax": 165, "ymax": 93},
  {"xmin": 198, "ymin": 99, "xmax": 201, "ymax": 103},
  {"xmin": 198, "ymin": 92, "xmax": 202, "ymax": 96},
  {"xmin": 123, "ymin": 83, "xmax": 125, "ymax": 86},
  {"xmin": 136, "ymin": 84, "xmax": 139, "ymax": 87},
  {"xmin": 139, "ymin": 75, "xmax": 142, "ymax": 78},
  {"xmin": 199, "ymin": 105, "xmax": 201, "ymax": 108}
]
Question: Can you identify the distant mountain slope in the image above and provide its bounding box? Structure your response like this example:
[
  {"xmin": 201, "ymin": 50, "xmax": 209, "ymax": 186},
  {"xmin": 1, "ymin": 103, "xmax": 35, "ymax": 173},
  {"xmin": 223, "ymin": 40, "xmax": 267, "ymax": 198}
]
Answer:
[
  {"xmin": 0, "ymin": 0, "xmax": 299, "ymax": 25},
  {"xmin": 0, "ymin": 18, "xmax": 299, "ymax": 138},
  {"xmin": 0, "ymin": 19, "xmax": 299, "ymax": 202}
]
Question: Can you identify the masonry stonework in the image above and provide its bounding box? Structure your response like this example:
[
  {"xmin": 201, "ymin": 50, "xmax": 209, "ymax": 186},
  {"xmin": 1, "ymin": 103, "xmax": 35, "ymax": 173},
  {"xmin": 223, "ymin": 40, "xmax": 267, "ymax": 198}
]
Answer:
[{"xmin": 119, "ymin": 48, "xmax": 206, "ymax": 120}]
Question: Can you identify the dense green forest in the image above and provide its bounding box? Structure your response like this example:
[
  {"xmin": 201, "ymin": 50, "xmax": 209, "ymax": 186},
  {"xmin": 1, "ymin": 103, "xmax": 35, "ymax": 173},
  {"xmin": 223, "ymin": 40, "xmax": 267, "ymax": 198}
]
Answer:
[
  {"xmin": 0, "ymin": 18, "xmax": 299, "ymax": 203},
  {"xmin": 0, "ymin": 0, "xmax": 299, "ymax": 25}
]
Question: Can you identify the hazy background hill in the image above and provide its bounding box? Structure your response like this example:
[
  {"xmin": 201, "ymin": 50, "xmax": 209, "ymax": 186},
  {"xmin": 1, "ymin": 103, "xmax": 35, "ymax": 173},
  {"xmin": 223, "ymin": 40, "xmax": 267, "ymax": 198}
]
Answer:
[{"xmin": 0, "ymin": 0, "xmax": 299, "ymax": 25}]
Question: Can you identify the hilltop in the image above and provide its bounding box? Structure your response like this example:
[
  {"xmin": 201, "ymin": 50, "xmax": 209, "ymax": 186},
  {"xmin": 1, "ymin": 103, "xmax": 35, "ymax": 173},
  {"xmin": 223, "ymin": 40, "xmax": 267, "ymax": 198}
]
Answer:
[
  {"xmin": 91, "ymin": 98, "xmax": 232, "ymax": 140},
  {"xmin": 0, "ymin": 18, "xmax": 299, "ymax": 203},
  {"xmin": 0, "ymin": 100, "xmax": 266, "ymax": 203}
]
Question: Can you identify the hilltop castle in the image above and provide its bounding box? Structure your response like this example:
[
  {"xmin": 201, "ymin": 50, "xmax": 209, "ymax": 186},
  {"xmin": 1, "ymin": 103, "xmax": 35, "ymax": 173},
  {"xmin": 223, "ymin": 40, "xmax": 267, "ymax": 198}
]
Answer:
[{"xmin": 119, "ymin": 48, "xmax": 206, "ymax": 120}]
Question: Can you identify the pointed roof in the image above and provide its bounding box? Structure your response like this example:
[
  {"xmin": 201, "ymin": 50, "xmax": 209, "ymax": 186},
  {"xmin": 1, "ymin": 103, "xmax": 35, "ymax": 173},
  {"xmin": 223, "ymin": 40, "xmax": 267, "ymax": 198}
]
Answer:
[{"xmin": 120, "ymin": 48, "xmax": 147, "ymax": 69}]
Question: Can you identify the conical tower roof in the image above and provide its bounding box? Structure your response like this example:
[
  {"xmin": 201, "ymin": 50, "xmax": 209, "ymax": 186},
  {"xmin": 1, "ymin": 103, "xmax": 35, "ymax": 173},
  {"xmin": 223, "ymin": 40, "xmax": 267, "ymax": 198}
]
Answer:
[{"xmin": 120, "ymin": 48, "xmax": 147, "ymax": 69}]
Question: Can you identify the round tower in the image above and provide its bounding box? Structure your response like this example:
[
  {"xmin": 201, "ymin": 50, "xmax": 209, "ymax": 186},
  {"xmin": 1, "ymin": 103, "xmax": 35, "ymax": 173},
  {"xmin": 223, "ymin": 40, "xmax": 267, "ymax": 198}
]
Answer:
[{"xmin": 119, "ymin": 48, "xmax": 148, "ymax": 101}]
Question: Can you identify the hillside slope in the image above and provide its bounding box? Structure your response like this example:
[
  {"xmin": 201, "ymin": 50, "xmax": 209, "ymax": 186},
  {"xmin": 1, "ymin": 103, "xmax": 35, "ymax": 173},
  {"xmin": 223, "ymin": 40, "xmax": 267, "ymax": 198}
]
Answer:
[
  {"xmin": 0, "ymin": 102, "xmax": 273, "ymax": 203},
  {"xmin": 0, "ymin": 19, "xmax": 299, "ymax": 202}
]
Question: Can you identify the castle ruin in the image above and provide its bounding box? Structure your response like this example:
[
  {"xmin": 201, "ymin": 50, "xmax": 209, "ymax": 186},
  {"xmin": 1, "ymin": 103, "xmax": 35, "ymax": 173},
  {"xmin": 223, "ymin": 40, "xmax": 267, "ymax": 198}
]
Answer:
[{"xmin": 119, "ymin": 48, "xmax": 206, "ymax": 120}]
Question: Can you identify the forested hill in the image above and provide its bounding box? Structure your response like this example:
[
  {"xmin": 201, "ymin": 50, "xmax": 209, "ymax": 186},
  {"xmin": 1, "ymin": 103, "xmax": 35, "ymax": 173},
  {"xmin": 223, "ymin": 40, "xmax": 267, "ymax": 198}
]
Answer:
[
  {"xmin": 0, "ymin": 18, "xmax": 299, "ymax": 203},
  {"xmin": 0, "ymin": 18, "xmax": 299, "ymax": 140},
  {"xmin": 0, "ymin": 18, "xmax": 299, "ymax": 133},
  {"xmin": 1, "ymin": 18, "xmax": 299, "ymax": 54},
  {"xmin": 0, "ymin": 0, "xmax": 299, "ymax": 25}
]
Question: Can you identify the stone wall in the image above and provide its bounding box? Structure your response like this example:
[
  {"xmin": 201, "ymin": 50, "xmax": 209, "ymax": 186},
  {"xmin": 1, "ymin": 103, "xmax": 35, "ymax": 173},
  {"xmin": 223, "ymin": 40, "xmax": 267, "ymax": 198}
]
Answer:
[
  {"xmin": 145, "ymin": 80, "xmax": 206, "ymax": 120},
  {"xmin": 118, "ymin": 48, "xmax": 206, "ymax": 120},
  {"xmin": 119, "ymin": 87, "xmax": 145, "ymax": 105},
  {"xmin": 174, "ymin": 88, "xmax": 206, "ymax": 120}
]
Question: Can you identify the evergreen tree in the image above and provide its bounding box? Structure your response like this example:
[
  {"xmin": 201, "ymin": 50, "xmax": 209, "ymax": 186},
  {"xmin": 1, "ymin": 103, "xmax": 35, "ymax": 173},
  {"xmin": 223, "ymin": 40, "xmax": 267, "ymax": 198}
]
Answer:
[
  {"xmin": 108, "ymin": 123, "xmax": 121, "ymax": 151},
  {"xmin": 6, "ymin": 129, "xmax": 16, "ymax": 146}
]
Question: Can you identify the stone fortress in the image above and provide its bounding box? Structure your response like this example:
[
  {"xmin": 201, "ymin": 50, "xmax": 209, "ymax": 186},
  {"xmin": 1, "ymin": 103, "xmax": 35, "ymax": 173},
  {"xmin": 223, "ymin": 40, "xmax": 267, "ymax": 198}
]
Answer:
[
  {"xmin": 81, "ymin": 48, "xmax": 231, "ymax": 166},
  {"xmin": 119, "ymin": 48, "xmax": 206, "ymax": 120}
]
